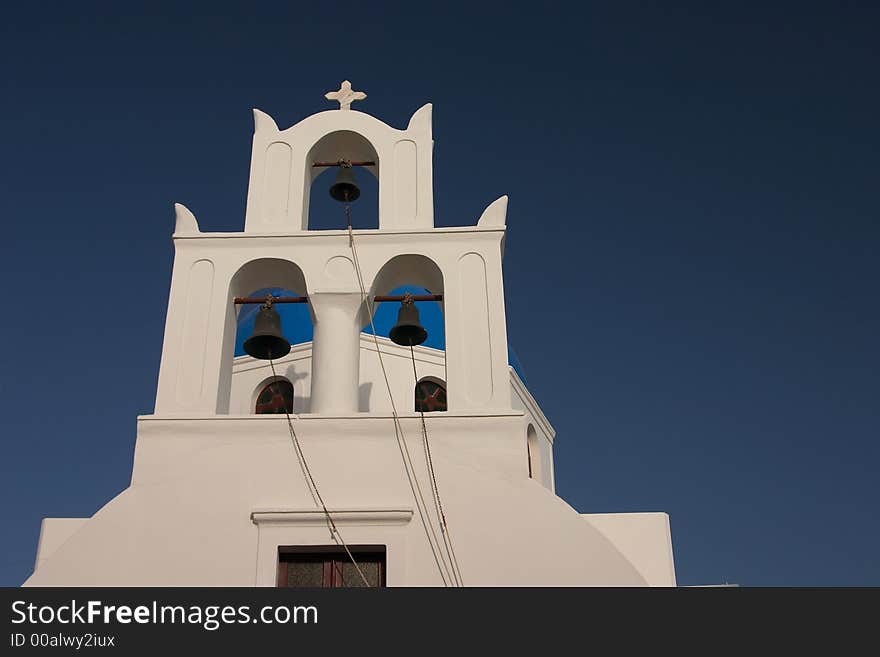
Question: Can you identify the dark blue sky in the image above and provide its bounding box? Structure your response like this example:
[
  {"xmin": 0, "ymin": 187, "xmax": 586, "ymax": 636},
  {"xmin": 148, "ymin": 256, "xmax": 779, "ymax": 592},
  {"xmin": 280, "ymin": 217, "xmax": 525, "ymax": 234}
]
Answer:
[{"xmin": 1, "ymin": 1, "xmax": 877, "ymax": 586}]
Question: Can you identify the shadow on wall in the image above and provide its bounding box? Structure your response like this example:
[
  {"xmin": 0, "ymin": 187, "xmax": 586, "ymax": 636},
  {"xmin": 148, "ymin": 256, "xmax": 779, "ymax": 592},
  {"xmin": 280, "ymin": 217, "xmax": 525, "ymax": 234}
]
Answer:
[
  {"xmin": 249, "ymin": 353, "xmax": 311, "ymax": 415},
  {"xmin": 358, "ymin": 382, "xmax": 373, "ymax": 412}
]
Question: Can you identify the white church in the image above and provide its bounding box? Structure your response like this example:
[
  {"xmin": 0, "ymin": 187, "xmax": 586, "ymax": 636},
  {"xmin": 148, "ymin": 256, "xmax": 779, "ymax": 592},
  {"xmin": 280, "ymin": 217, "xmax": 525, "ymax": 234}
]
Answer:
[{"xmin": 26, "ymin": 83, "xmax": 676, "ymax": 587}]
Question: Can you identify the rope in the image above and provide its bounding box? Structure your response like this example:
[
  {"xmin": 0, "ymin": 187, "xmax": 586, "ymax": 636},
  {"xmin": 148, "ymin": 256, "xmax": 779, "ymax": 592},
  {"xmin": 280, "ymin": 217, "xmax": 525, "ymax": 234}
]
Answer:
[
  {"xmin": 410, "ymin": 344, "xmax": 464, "ymax": 586},
  {"xmin": 267, "ymin": 356, "xmax": 370, "ymax": 587},
  {"xmin": 344, "ymin": 201, "xmax": 457, "ymax": 586}
]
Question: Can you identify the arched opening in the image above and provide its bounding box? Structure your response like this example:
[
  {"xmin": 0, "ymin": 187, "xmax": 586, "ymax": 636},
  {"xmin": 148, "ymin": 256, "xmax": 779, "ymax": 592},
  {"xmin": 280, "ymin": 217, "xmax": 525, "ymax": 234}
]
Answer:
[
  {"xmin": 415, "ymin": 377, "xmax": 447, "ymax": 412},
  {"xmin": 364, "ymin": 255, "xmax": 446, "ymax": 412},
  {"xmin": 527, "ymin": 424, "xmax": 541, "ymax": 480},
  {"xmin": 368, "ymin": 254, "xmax": 445, "ymax": 345},
  {"xmin": 220, "ymin": 258, "xmax": 310, "ymax": 414},
  {"xmin": 305, "ymin": 131, "xmax": 379, "ymax": 230},
  {"xmin": 255, "ymin": 378, "xmax": 294, "ymax": 414}
]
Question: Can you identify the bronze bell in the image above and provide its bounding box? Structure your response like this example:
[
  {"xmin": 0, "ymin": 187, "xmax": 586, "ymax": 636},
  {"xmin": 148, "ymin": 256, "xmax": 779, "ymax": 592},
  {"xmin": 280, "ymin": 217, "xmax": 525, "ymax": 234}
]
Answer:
[
  {"xmin": 389, "ymin": 299, "xmax": 428, "ymax": 346},
  {"xmin": 329, "ymin": 164, "xmax": 360, "ymax": 202},
  {"xmin": 244, "ymin": 302, "xmax": 291, "ymax": 360}
]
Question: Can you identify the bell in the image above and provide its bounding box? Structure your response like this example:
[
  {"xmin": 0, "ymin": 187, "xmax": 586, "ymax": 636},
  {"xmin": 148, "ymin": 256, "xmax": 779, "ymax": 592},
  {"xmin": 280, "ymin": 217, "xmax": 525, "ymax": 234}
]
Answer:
[
  {"xmin": 329, "ymin": 165, "xmax": 360, "ymax": 202},
  {"xmin": 243, "ymin": 303, "xmax": 291, "ymax": 360},
  {"xmin": 389, "ymin": 301, "xmax": 428, "ymax": 347}
]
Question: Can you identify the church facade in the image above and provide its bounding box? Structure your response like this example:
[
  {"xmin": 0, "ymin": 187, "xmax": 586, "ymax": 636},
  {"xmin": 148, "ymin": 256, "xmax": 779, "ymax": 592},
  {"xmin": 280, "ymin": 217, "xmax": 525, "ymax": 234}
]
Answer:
[{"xmin": 26, "ymin": 84, "xmax": 676, "ymax": 587}]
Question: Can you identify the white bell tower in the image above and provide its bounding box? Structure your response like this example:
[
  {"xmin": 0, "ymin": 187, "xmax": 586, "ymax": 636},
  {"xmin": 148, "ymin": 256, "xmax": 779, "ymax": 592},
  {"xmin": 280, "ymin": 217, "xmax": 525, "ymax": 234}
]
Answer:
[
  {"xmin": 154, "ymin": 80, "xmax": 512, "ymax": 417},
  {"xmin": 25, "ymin": 84, "xmax": 677, "ymax": 587}
]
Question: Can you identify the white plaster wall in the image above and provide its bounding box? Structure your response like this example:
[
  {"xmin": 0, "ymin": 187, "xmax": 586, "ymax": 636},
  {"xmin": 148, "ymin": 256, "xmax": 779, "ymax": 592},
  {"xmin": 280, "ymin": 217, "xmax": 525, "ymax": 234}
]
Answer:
[
  {"xmin": 229, "ymin": 344, "xmax": 312, "ymax": 414},
  {"xmin": 27, "ymin": 302, "xmax": 674, "ymax": 587},
  {"xmin": 511, "ymin": 370, "xmax": 556, "ymax": 492},
  {"xmin": 582, "ymin": 513, "xmax": 677, "ymax": 586},
  {"xmin": 357, "ymin": 336, "xmax": 446, "ymax": 414},
  {"xmin": 229, "ymin": 336, "xmax": 447, "ymax": 415},
  {"xmin": 244, "ymin": 105, "xmax": 434, "ymax": 232},
  {"xmin": 32, "ymin": 518, "xmax": 88, "ymax": 572},
  {"xmin": 25, "ymin": 412, "xmax": 657, "ymax": 586},
  {"xmin": 154, "ymin": 226, "xmax": 512, "ymax": 417}
]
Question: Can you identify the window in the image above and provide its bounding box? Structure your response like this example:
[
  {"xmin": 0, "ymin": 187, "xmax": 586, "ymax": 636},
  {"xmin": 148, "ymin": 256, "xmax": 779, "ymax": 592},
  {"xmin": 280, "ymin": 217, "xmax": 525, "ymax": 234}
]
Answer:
[
  {"xmin": 255, "ymin": 379, "xmax": 294, "ymax": 414},
  {"xmin": 527, "ymin": 424, "xmax": 540, "ymax": 480},
  {"xmin": 415, "ymin": 379, "xmax": 447, "ymax": 412},
  {"xmin": 277, "ymin": 547, "xmax": 386, "ymax": 588}
]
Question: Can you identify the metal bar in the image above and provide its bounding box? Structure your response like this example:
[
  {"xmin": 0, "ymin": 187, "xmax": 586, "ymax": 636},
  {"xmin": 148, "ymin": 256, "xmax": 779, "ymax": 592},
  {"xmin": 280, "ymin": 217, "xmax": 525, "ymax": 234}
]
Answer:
[
  {"xmin": 373, "ymin": 294, "xmax": 443, "ymax": 303},
  {"xmin": 233, "ymin": 294, "xmax": 443, "ymax": 305},
  {"xmin": 312, "ymin": 161, "xmax": 376, "ymax": 167},
  {"xmin": 234, "ymin": 296, "xmax": 308, "ymax": 305}
]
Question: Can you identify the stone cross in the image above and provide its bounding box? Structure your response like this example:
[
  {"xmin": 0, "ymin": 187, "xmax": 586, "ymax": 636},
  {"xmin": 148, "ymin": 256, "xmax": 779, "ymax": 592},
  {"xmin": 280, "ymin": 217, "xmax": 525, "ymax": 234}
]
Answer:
[{"xmin": 324, "ymin": 80, "xmax": 367, "ymax": 110}]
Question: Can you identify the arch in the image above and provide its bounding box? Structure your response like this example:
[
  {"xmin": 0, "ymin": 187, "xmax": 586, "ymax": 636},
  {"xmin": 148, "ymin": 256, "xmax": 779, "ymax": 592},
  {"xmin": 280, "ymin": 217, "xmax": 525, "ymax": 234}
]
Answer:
[
  {"xmin": 254, "ymin": 377, "xmax": 294, "ymax": 414},
  {"xmin": 244, "ymin": 106, "xmax": 434, "ymax": 232},
  {"xmin": 218, "ymin": 258, "xmax": 309, "ymax": 413},
  {"xmin": 364, "ymin": 254, "xmax": 447, "ymax": 411},
  {"xmin": 527, "ymin": 423, "xmax": 541, "ymax": 480},
  {"xmin": 415, "ymin": 377, "xmax": 447, "ymax": 413},
  {"xmin": 229, "ymin": 258, "xmax": 308, "ymax": 299},
  {"xmin": 304, "ymin": 130, "xmax": 380, "ymax": 230},
  {"xmin": 368, "ymin": 253, "xmax": 445, "ymax": 345},
  {"xmin": 370, "ymin": 254, "xmax": 444, "ymax": 305}
]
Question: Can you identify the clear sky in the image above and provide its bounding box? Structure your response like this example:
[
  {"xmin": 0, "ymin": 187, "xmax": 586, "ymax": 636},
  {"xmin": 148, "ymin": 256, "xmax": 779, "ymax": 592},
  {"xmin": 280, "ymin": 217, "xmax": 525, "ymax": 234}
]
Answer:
[{"xmin": 1, "ymin": 1, "xmax": 877, "ymax": 586}]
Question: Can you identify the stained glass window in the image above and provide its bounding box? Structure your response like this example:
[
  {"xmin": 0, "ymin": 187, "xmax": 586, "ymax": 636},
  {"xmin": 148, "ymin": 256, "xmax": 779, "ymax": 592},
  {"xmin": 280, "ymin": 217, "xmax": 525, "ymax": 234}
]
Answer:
[
  {"xmin": 255, "ymin": 379, "xmax": 294, "ymax": 414},
  {"xmin": 415, "ymin": 379, "xmax": 447, "ymax": 413},
  {"xmin": 277, "ymin": 548, "xmax": 385, "ymax": 588},
  {"xmin": 286, "ymin": 560, "xmax": 324, "ymax": 587}
]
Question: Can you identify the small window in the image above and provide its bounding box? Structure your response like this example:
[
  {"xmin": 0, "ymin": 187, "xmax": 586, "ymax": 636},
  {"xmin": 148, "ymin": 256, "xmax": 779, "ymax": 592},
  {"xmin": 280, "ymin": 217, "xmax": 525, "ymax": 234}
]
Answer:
[
  {"xmin": 415, "ymin": 379, "xmax": 447, "ymax": 412},
  {"xmin": 527, "ymin": 424, "xmax": 540, "ymax": 480},
  {"xmin": 255, "ymin": 379, "xmax": 294, "ymax": 414},
  {"xmin": 277, "ymin": 547, "xmax": 386, "ymax": 588}
]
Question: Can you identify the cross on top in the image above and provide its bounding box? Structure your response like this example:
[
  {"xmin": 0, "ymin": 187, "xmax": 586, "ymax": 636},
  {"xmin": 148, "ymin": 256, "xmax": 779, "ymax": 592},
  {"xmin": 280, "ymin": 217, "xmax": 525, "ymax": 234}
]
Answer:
[{"xmin": 324, "ymin": 80, "xmax": 367, "ymax": 110}]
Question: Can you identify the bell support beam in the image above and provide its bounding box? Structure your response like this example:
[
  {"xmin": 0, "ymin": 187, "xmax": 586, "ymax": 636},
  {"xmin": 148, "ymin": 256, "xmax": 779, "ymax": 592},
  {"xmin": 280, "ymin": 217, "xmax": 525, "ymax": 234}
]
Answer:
[
  {"xmin": 312, "ymin": 161, "xmax": 376, "ymax": 168},
  {"xmin": 233, "ymin": 294, "xmax": 442, "ymax": 305},
  {"xmin": 234, "ymin": 296, "xmax": 309, "ymax": 304},
  {"xmin": 373, "ymin": 294, "xmax": 442, "ymax": 303}
]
